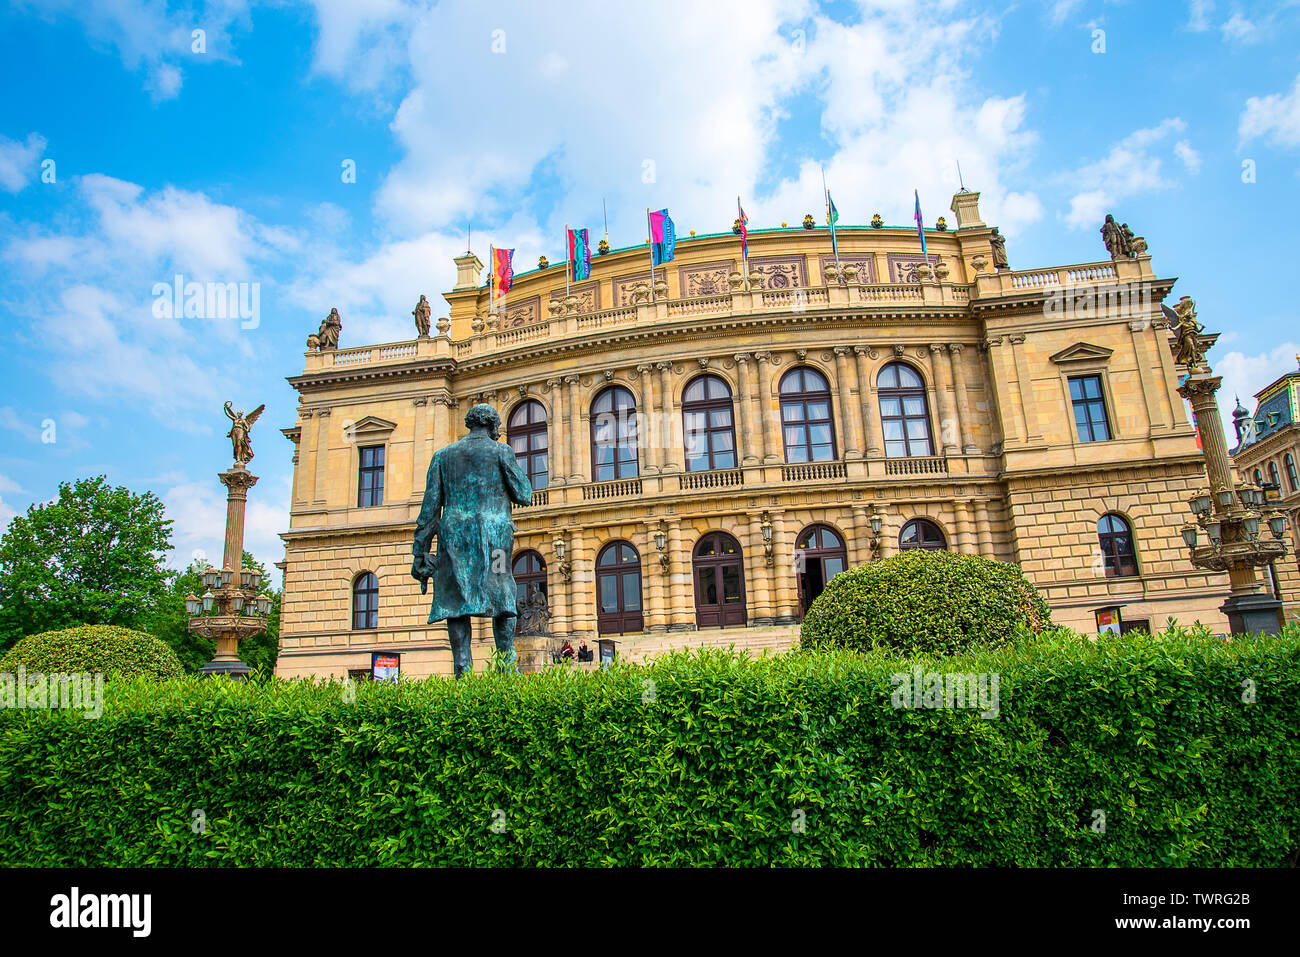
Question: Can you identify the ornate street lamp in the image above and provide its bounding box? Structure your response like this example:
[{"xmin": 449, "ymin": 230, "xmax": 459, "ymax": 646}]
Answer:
[
  {"xmin": 187, "ymin": 400, "xmax": 273, "ymax": 678},
  {"xmin": 1171, "ymin": 299, "xmax": 1289, "ymax": 635}
]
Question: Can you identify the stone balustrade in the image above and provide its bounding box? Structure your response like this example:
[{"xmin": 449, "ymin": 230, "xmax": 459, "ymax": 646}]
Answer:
[{"xmin": 299, "ymin": 259, "xmax": 1146, "ymax": 377}]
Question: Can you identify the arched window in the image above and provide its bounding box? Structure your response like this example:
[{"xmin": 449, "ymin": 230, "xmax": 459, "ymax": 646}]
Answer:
[
  {"xmin": 796, "ymin": 524, "xmax": 848, "ymax": 613},
  {"xmin": 1286, "ymin": 453, "xmax": 1298, "ymax": 493},
  {"xmin": 693, "ymin": 532, "xmax": 747, "ymax": 628},
  {"xmin": 1254, "ymin": 468, "xmax": 1264, "ymax": 486},
  {"xmin": 899, "ymin": 519, "xmax": 946, "ymax": 551},
  {"xmin": 682, "ymin": 375, "xmax": 736, "ymax": 472},
  {"xmin": 877, "ymin": 363, "xmax": 934, "ymax": 458},
  {"xmin": 1097, "ymin": 514, "xmax": 1138, "ymax": 578},
  {"xmin": 507, "ymin": 401, "xmax": 548, "ymax": 490},
  {"xmin": 779, "ymin": 367, "xmax": 837, "ymax": 463},
  {"xmin": 512, "ymin": 550, "xmax": 547, "ymax": 610},
  {"xmin": 1268, "ymin": 461, "xmax": 1282, "ymax": 496},
  {"xmin": 596, "ymin": 541, "xmax": 643, "ymax": 634},
  {"xmin": 352, "ymin": 572, "xmax": 378, "ymax": 630},
  {"xmin": 591, "ymin": 387, "xmax": 639, "ymax": 482}
]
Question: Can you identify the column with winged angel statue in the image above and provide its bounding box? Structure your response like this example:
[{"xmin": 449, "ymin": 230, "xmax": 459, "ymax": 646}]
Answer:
[{"xmin": 225, "ymin": 401, "xmax": 265, "ymax": 466}]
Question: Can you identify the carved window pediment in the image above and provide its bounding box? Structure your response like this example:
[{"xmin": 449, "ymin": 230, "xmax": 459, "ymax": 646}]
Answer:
[
  {"xmin": 349, "ymin": 415, "xmax": 398, "ymax": 441},
  {"xmin": 1050, "ymin": 342, "xmax": 1114, "ymax": 365}
]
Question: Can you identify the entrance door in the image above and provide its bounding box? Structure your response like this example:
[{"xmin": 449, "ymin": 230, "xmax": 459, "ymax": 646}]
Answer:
[
  {"xmin": 796, "ymin": 524, "xmax": 848, "ymax": 614},
  {"xmin": 596, "ymin": 541, "xmax": 643, "ymax": 635},
  {"xmin": 693, "ymin": 532, "xmax": 747, "ymax": 628}
]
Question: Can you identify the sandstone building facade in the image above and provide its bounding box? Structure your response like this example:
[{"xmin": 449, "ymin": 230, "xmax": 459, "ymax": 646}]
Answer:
[
  {"xmin": 275, "ymin": 190, "xmax": 1278, "ymax": 679},
  {"xmin": 1231, "ymin": 363, "xmax": 1300, "ymax": 614}
]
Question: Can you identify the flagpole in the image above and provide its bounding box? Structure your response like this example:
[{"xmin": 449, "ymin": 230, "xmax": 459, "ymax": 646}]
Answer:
[
  {"xmin": 565, "ymin": 223, "xmax": 571, "ymax": 299},
  {"xmin": 822, "ymin": 168, "xmax": 840, "ymax": 275},
  {"xmin": 737, "ymin": 196, "xmax": 748, "ymax": 292},
  {"xmin": 602, "ymin": 198, "xmax": 609, "ymax": 243},
  {"xmin": 646, "ymin": 207, "xmax": 655, "ymax": 302},
  {"xmin": 489, "ymin": 243, "xmax": 495, "ymax": 314}
]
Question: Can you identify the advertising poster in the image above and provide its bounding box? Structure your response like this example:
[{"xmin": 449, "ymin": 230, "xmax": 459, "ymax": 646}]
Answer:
[
  {"xmin": 371, "ymin": 652, "xmax": 401, "ymax": 684},
  {"xmin": 1095, "ymin": 606, "xmax": 1123, "ymax": 636}
]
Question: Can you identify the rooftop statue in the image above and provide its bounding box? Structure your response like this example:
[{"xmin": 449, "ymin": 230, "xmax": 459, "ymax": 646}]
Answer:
[
  {"xmin": 411, "ymin": 403, "xmax": 533, "ymax": 677},
  {"xmin": 224, "ymin": 401, "xmax": 265, "ymax": 466},
  {"xmin": 317, "ymin": 308, "xmax": 342, "ymax": 350},
  {"xmin": 1101, "ymin": 214, "xmax": 1135, "ymax": 259},
  {"xmin": 989, "ymin": 227, "xmax": 1009, "ymax": 270},
  {"xmin": 413, "ymin": 295, "xmax": 431, "ymax": 338}
]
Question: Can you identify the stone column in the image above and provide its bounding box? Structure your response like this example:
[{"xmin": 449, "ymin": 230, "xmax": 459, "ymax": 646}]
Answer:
[
  {"xmin": 975, "ymin": 501, "xmax": 993, "ymax": 557},
  {"xmin": 771, "ymin": 510, "xmax": 801, "ymax": 623},
  {"xmin": 294, "ymin": 411, "xmax": 313, "ymax": 504},
  {"xmin": 929, "ymin": 344, "xmax": 959, "ymax": 454},
  {"xmin": 746, "ymin": 511, "xmax": 774, "ymax": 625},
  {"xmin": 755, "ymin": 351, "xmax": 781, "ymax": 463},
  {"xmin": 833, "ymin": 347, "xmax": 863, "ymax": 459},
  {"xmin": 667, "ymin": 517, "xmax": 693, "ymax": 631},
  {"xmin": 1007, "ymin": 333, "xmax": 1039, "ymax": 442},
  {"xmin": 569, "ymin": 526, "xmax": 592, "ymax": 640},
  {"xmin": 545, "ymin": 378, "xmax": 566, "ymax": 485},
  {"xmin": 734, "ymin": 353, "xmax": 758, "ymax": 465},
  {"xmin": 1128, "ymin": 320, "xmax": 1163, "ymax": 433},
  {"xmin": 411, "ymin": 397, "xmax": 428, "ymax": 499},
  {"xmin": 312, "ymin": 408, "xmax": 331, "ymax": 504},
  {"xmin": 656, "ymin": 362, "xmax": 680, "ymax": 472},
  {"xmin": 851, "ymin": 504, "xmax": 872, "ymax": 565},
  {"xmin": 637, "ymin": 364, "xmax": 660, "ymax": 472},
  {"xmin": 1152, "ymin": 318, "xmax": 1184, "ymax": 429},
  {"xmin": 947, "ymin": 343, "xmax": 977, "ymax": 453},
  {"xmin": 853, "ymin": 347, "xmax": 880, "ymax": 459},
  {"xmin": 878, "ymin": 512, "xmax": 895, "ymax": 559},
  {"xmin": 565, "ymin": 375, "xmax": 585, "ymax": 483},
  {"xmin": 954, "ymin": 500, "xmax": 977, "ymax": 554}
]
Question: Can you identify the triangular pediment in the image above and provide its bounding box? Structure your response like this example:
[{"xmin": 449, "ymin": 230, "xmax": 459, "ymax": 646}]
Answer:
[
  {"xmin": 349, "ymin": 415, "xmax": 398, "ymax": 436},
  {"xmin": 1050, "ymin": 342, "xmax": 1113, "ymax": 365}
]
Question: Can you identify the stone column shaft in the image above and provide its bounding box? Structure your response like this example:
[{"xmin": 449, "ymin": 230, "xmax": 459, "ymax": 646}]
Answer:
[
  {"xmin": 930, "ymin": 344, "xmax": 959, "ymax": 454},
  {"xmin": 755, "ymin": 352, "xmax": 781, "ymax": 463},
  {"xmin": 735, "ymin": 354, "xmax": 758, "ymax": 464},
  {"xmin": 834, "ymin": 347, "xmax": 863, "ymax": 458},
  {"xmin": 947, "ymin": 343, "xmax": 977, "ymax": 453},
  {"xmin": 854, "ymin": 347, "xmax": 880, "ymax": 458}
]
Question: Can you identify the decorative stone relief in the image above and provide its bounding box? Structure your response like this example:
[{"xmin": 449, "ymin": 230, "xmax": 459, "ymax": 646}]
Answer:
[
  {"xmin": 502, "ymin": 296, "xmax": 541, "ymax": 327},
  {"xmin": 887, "ymin": 253, "xmax": 942, "ymax": 284},
  {"xmin": 819, "ymin": 254, "xmax": 876, "ymax": 284},
  {"xmin": 676, "ymin": 260, "xmax": 736, "ymax": 298},
  {"xmin": 549, "ymin": 282, "xmax": 601, "ymax": 315},
  {"xmin": 749, "ymin": 255, "xmax": 808, "ymax": 289}
]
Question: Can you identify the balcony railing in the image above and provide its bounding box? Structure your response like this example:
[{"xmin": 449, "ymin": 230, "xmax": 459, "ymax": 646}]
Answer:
[
  {"xmin": 678, "ymin": 469, "xmax": 744, "ymax": 490},
  {"xmin": 884, "ymin": 456, "xmax": 949, "ymax": 476},
  {"xmin": 781, "ymin": 462, "xmax": 847, "ymax": 483},
  {"xmin": 582, "ymin": 478, "xmax": 643, "ymax": 500}
]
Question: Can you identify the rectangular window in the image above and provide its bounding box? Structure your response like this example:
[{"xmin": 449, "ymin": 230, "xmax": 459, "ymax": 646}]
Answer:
[
  {"xmin": 358, "ymin": 445, "xmax": 385, "ymax": 507},
  {"xmin": 1068, "ymin": 375, "xmax": 1112, "ymax": 443}
]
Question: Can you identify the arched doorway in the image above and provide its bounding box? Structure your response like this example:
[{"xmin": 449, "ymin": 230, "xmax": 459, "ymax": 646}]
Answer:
[
  {"xmin": 596, "ymin": 541, "xmax": 643, "ymax": 634},
  {"xmin": 796, "ymin": 524, "xmax": 848, "ymax": 614},
  {"xmin": 692, "ymin": 532, "xmax": 747, "ymax": 628},
  {"xmin": 512, "ymin": 550, "xmax": 547, "ymax": 610}
]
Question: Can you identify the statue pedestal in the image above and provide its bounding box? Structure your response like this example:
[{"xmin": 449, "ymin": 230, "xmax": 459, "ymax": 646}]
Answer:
[{"xmin": 514, "ymin": 634, "xmax": 557, "ymax": 674}]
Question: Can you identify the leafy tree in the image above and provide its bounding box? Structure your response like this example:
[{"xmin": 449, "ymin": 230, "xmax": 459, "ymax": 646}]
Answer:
[
  {"xmin": 0, "ymin": 476, "xmax": 172, "ymax": 653},
  {"xmin": 145, "ymin": 551, "xmax": 280, "ymax": 674}
]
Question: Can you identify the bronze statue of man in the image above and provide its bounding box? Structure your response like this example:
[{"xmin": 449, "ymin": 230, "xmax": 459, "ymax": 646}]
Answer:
[{"xmin": 412, "ymin": 403, "xmax": 533, "ymax": 677}]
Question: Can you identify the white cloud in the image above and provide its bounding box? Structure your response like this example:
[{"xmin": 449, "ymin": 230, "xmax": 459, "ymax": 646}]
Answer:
[
  {"xmin": 1174, "ymin": 139, "xmax": 1202, "ymax": 174},
  {"xmin": 0, "ymin": 473, "xmax": 26, "ymax": 531},
  {"xmin": 0, "ymin": 133, "xmax": 46, "ymax": 192},
  {"xmin": 1220, "ymin": 12, "xmax": 1258, "ymax": 42},
  {"xmin": 1062, "ymin": 118, "xmax": 1191, "ymax": 228},
  {"xmin": 12, "ymin": 0, "xmax": 250, "ymax": 102},
  {"xmin": 1239, "ymin": 73, "xmax": 1300, "ymax": 148},
  {"xmin": 1215, "ymin": 341, "xmax": 1300, "ymax": 439},
  {"xmin": 1049, "ymin": 0, "xmax": 1084, "ymax": 26},
  {"xmin": 1186, "ymin": 0, "xmax": 1215, "ymax": 31}
]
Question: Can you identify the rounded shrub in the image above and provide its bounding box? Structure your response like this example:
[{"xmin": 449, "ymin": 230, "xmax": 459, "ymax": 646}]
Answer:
[
  {"xmin": 0, "ymin": 624, "xmax": 184, "ymax": 680},
  {"xmin": 800, "ymin": 549, "xmax": 1052, "ymax": 657}
]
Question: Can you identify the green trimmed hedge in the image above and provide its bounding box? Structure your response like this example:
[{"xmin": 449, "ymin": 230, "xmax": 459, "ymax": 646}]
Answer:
[
  {"xmin": 800, "ymin": 550, "xmax": 1053, "ymax": 657},
  {"xmin": 1, "ymin": 624, "xmax": 1297, "ymax": 866},
  {"xmin": 0, "ymin": 624, "xmax": 184, "ymax": 680}
]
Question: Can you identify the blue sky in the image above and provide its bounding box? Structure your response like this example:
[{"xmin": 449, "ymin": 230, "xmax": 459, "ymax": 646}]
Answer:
[{"xmin": 2, "ymin": 0, "xmax": 1299, "ymax": 581}]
